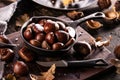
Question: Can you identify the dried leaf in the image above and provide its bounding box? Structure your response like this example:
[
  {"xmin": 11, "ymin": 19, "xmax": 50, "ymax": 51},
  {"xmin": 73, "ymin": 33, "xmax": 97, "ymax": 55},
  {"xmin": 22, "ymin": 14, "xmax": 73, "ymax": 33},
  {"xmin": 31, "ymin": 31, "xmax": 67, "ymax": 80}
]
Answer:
[
  {"xmin": 16, "ymin": 14, "xmax": 30, "ymax": 27},
  {"xmin": 110, "ymin": 59, "xmax": 120, "ymax": 74},
  {"xmin": 30, "ymin": 64, "xmax": 56, "ymax": 80},
  {"xmin": 67, "ymin": 11, "xmax": 84, "ymax": 20},
  {"xmin": 3, "ymin": 74, "xmax": 16, "ymax": 80}
]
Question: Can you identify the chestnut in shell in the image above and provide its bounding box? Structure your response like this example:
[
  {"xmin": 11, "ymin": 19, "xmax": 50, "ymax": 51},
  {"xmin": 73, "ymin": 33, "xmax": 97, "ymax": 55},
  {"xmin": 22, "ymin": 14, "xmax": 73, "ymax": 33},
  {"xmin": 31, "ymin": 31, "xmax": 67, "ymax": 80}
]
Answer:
[
  {"xmin": 32, "ymin": 24, "xmax": 44, "ymax": 34},
  {"xmin": 45, "ymin": 32, "xmax": 56, "ymax": 45},
  {"xmin": 23, "ymin": 27, "xmax": 33, "ymax": 41},
  {"xmin": 19, "ymin": 46, "xmax": 34, "ymax": 62},
  {"xmin": 44, "ymin": 22, "xmax": 57, "ymax": 33},
  {"xmin": 30, "ymin": 39, "xmax": 41, "ymax": 47},
  {"xmin": 55, "ymin": 30, "xmax": 69, "ymax": 44},
  {"xmin": 13, "ymin": 61, "xmax": 29, "ymax": 76},
  {"xmin": 41, "ymin": 40, "xmax": 51, "ymax": 50},
  {"xmin": 35, "ymin": 33, "xmax": 45, "ymax": 42},
  {"xmin": 73, "ymin": 41, "xmax": 92, "ymax": 57},
  {"xmin": 0, "ymin": 48, "xmax": 14, "ymax": 61},
  {"xmin": 52, "ymin": 42, "xmax": 64, "ymax": 50}
]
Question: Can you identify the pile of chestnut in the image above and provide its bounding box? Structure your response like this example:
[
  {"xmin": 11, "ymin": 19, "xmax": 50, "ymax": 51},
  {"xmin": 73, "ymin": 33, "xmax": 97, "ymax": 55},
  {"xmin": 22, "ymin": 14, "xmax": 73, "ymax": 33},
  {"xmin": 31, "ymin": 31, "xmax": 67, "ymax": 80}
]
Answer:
[{"xmin": 23, "ymin": 19, "xmax": 76, "ymax": 51}]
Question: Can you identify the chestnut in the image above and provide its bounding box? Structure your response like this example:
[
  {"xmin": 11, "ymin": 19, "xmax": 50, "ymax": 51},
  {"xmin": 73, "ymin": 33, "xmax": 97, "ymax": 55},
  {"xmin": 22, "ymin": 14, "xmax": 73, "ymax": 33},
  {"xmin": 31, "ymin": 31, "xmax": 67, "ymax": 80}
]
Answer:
[
  {"xmin": 114, "ymin": 45, "xmax": 120, "ymax": 59},
  {"xmin": 73, "ymin": 41, "xmax": 92, "ymax": 57},
  {"xmin": 0, "ymin": 48, "xmax": 14, "ymax": 61},
  {"xmin": 0, "ymin": 35, "xmax": 9, "ymax": 43},
  {"xmin": 52, "ymin": 42, "xmax": 64, "ymax": 50},
  {"xmin": 41, "ymin": 40, "xmax": 51, "ymax": 50},
  {"xmin": 18, "ymin": 46, "xmax": 34, "ymax": 62},
  {"xmin": 44, "ymin": 22, "xmax": 57, "ymax": 33},
  {"xmin": 39, "ymin": 19, "xmax": 47, "ymax": 26},
  {"xmin": 23, "ymin": 27, "xmax": 33, "ymax": 41},
  {"xmin": 35, "ymin": 33, "xmax": 45, "ymax": 42},
  {"xmin": 30, "ymin": 39, "xmax": 41, "ymax": 47},
  {"xmin": 65, "ymin": 38, "xmax": 75, "ymax": 48},
  {"xmin": 32, "ymin": 24, "xmax": 44, "ymax": 34},
  {"xmin": 55, "ymin": 30, "xmax": 69, "ymax": 44},
  {"xmin": 45, "ymin": 32, "xmax": 56, "ymax": 45},
  {"xmin": 56, "ymin": 21, "xmax": 66, "ymax": 30},
  {"xmin": 13, "ymin": 61, "xmax": 29, "ymax": 76}
]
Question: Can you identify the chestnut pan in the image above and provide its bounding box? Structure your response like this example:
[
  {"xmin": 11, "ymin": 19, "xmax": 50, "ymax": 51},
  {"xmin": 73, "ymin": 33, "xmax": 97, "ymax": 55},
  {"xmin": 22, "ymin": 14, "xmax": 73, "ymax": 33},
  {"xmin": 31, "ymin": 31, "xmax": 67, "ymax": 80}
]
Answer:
[{"xmin": 21, "ymin": 12, "xmax": 105, "ymax": 56}]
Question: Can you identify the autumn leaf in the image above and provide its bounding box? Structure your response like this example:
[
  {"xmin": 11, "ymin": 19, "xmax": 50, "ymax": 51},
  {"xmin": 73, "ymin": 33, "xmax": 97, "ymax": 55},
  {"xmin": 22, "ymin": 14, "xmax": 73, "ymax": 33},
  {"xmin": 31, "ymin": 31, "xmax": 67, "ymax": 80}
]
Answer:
[
  {"xmin": 30, "ymin": 64, "xmax": 56, "ymax": 80},
  {"xmin": 16, "ymin": 14, "xmax": 30, "ymax": 27},
  {"xmin": 3, "ymin": 74, "xmax": 16, "ymax": 80}
]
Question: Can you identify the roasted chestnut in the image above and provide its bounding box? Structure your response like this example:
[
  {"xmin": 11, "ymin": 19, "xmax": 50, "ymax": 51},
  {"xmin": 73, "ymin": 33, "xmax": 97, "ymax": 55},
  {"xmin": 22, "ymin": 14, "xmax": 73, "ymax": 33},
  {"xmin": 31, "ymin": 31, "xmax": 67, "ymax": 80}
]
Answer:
[
  {"xmin": 35, "ymin": 33, "xmax": 45, "ymax": 42},
  {"xmin": 30, "ymin": 39, "xmax": 41, "ymax": 47},
  {"xmin": 23, "ymin": 27, "xmax": 33, "ymax": 41},
  {"xmin": 41, "ymin": 40, "xmax": 51, "ymax": 50},
  {"xmin": 13, "ymin": 61, "xmax": 29, "ymax": 76},
  {"xmin": 65, "ymin": 38, "xmax": 75, "ymax": 48},
  {"xmin": 44, "ymin": 22, "xmax": 58, "ymax": 33},
  {"xmin": 39, "ymin": 19, "xmax": 47, "ymax": 26},
  {"xmin": 56, "ymin": 21, "xmax": 66, "ymax": 30},
  {"xmin": 52, "ymin": 42, "xmax": 64, "ymax": 50},
  {"xmin": 73, "ymin": 41, "xmax": 92, "ymax": 57},
  {"xmin": 55, "ymin": 30, "xmax": 69, "ymax": 44},
  {"xmin": 18, "ymin": 46, "xmax": 34, "ymax": 62},
  {"xmin": 0, "ymin": 48, "xmax": 14, "ymax": 61},
  {"xmin": 0, "ymin": 35, "xmax": 9, "ymax": 43},
  {"xmin": 32, "ymin": 24, "xmax": 44, "ymax": 34},
  {"xmin": 114, "ymin": 45, "xmax": 120, "ymax": 59},
  {"xmin": 45, "ymin": 32, "xmax": 56, "ymax": 45}
]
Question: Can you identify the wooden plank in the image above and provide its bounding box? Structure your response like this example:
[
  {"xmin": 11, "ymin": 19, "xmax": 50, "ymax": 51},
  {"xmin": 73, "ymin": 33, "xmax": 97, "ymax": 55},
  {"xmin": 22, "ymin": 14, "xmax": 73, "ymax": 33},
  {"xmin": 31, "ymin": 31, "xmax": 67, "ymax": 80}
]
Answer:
[{"xmin": 5, "ymin": 26, "xmax": 115, "ymax": 80}]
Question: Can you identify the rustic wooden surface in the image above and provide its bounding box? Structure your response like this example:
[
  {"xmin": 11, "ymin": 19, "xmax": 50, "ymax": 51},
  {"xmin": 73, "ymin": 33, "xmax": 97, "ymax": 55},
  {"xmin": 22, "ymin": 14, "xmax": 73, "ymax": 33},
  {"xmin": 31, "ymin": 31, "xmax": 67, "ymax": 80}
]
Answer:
[{"xmin": 5, "ymin": 26, "xmax": 115, "ymax": 80}]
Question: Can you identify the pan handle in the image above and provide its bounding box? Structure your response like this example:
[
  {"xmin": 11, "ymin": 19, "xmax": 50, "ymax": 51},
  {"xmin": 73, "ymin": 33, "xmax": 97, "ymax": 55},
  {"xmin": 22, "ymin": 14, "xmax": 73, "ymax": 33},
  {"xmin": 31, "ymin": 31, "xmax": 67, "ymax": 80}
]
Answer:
[{"xmin": 67, "ymin": 12, "xmax": 105, "ymax": 27}]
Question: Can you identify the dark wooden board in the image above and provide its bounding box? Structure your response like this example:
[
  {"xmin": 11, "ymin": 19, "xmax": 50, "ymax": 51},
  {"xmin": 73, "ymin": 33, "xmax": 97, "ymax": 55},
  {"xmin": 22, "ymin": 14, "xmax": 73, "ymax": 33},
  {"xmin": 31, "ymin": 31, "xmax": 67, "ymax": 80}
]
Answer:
[{"xmin": 4, "ymin": 26, "xmax": 115, "ymax": 80}]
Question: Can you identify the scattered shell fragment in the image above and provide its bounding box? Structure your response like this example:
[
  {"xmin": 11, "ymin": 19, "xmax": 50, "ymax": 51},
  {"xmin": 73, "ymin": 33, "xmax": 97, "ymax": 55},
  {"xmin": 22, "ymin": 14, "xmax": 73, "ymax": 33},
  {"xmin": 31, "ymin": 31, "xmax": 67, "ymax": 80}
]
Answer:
[
  {"xmin": 30, "ymin": 64, "xmax": 56, "ymax": 80},
  {"xmin": 86, "ymin": 20, "xmax": 103, "ymax": 29}
]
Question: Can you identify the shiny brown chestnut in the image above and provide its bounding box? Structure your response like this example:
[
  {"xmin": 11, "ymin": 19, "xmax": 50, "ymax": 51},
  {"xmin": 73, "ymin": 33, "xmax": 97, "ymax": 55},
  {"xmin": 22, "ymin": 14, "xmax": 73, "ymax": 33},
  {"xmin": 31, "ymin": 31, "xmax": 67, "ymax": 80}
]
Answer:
[
  {"xmin": 0, "ymin": 48, "xmax": 14, "ymax": 61},
  {"xmin": 45, "ymin": 32, "xmax": 56, "ymax": 45},
  {"xmin": 32, "ymin": 24, "xmax": 44, "ymax": 34},
  {"xmin": 44, "ymin": 22, "xmax": 57, "ymax": 33},
  {"xmin": 41, "ymin": 40, "xmax": 51, "ymax": 50},
  {"xmin": 65, "ymin": 38, "xmax": 75, "ymax": 48},
  {"xmin": 30, "ymin": 39, "xmax": 41, "ymax": 47},
  {"xmin": 35, "ymin": 33, "xmax": 45, "ymax": 42},
  {"xmin": 39, "ymin": 19, "xmax": 47, "ymax": 26},
  {"xmin": 13, "ymin": 61, "xmax": 29, "ymax": 76},
  {"xmin": 114, "ymin": 45, "xmax": 120, "ymax": 59},
  {"xmin": 55, "ymin": 30, "xmax": 69, "ymax": 44},
  {"xmin": 56, "ymin": 21, "xmax": 66, "ymax": 30},
  {"xmin": 52, "ymin": 42, "xmax": 64, "ymax": 50},
  {"xmin": 0, "ymin": 35, "xmax": 9, "ymax": 43},
  {"xmin": 18, "ymin": 46, "xmax": 34, "ymax": 62},
  {"xmin": 23, "ymin": 27, "xmax": 33, "ymax": 41},
  {"xmin": 73, "ymin": 41, "xmax": 92, "ymax": 57}
]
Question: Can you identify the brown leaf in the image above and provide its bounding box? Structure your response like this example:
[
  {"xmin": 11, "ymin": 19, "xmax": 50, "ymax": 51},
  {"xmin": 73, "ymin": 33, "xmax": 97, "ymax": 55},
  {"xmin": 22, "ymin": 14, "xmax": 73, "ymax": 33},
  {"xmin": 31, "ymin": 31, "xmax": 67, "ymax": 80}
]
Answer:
[
  {"xmin": 3, "ymin": 74, "xmax": 16, "ymax": 80},
  {"xmin": 16, "ymin": 14, "xmax": 30, "ymax": 27},
  {"xmin": 30, "ymin": 64, "xmax": 56, "ymax": 80}
]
